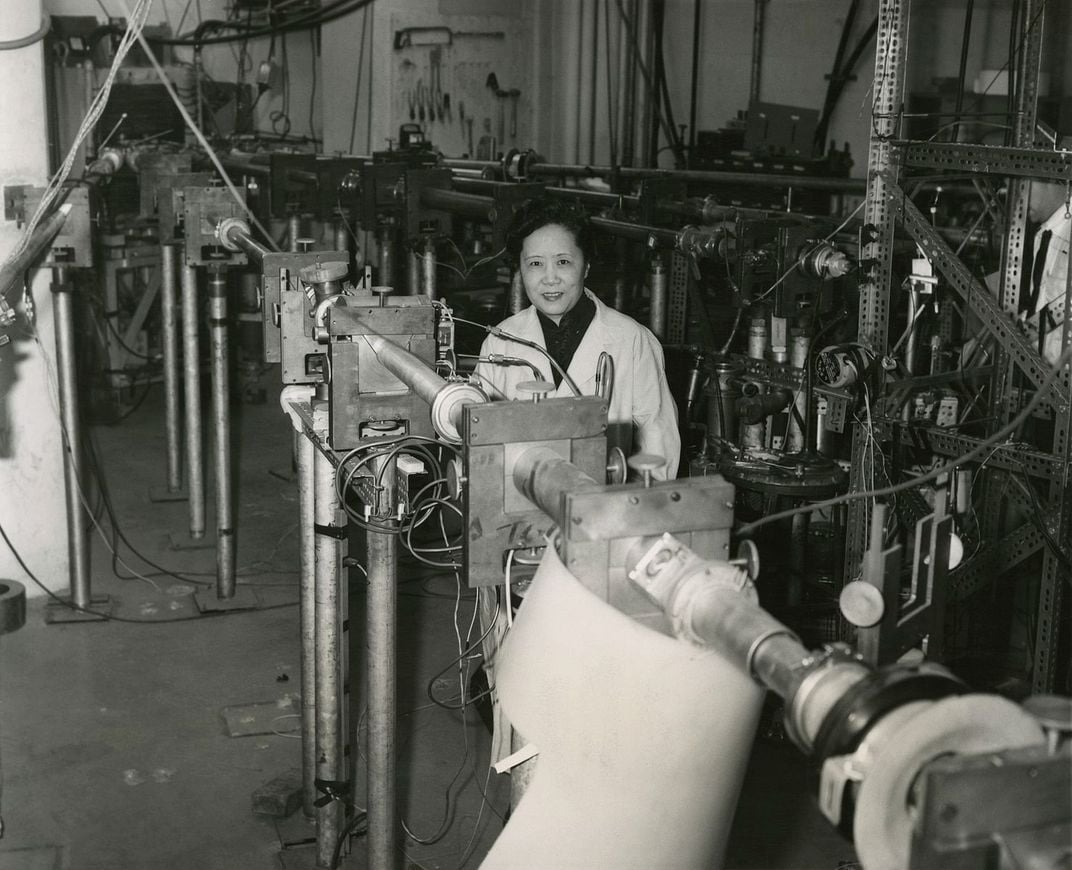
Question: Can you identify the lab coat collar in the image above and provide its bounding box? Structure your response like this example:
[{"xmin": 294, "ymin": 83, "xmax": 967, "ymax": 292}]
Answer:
[{"xmin": 1041, "ymin": 202, "xmax": 1072, "ymax": 238}]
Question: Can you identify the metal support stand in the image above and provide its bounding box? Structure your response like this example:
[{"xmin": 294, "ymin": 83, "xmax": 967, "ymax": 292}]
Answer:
[
  {"xmin": 297, "ymin": 429, "xmax": 317, "ymax": 819},
  {"xmin": 407, "ymin": 248, "xmax": 420, "ymax": 296},
  {"xmin": 46, "ymin": 267, "xmax": 111, "ymax": 622},
  {"xmin": 509, "ymin": 270, "xmax": 525, "ymax": 315},
  {"xmin": 313, "ymin": 435, "xmax": 346, "ymax": 869},
  {"xmin": 150, "ymin": 242, "xmax": 187, "ymax": 502},
  {"xmin": 196, "ymin": 266, "xmax": 254, "ymax": 611},
  {"xmin": 288, "ymin": 214, "xmax": 302, "ymax": 253},
  {"xmin": 366, "ymin": 450, "xmax": 398, "ymax": 870},
  {"xmin": 649, "ymin": 254, "xmax": 667, "ymax": 339},
  {"xmin": 174, "ymin": 261, "xmax": 209, "ymax": 548}
]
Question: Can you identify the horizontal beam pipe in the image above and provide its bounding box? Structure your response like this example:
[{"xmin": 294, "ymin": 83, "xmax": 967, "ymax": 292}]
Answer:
[
  {"xmin": 418, "ymin": 187, "xmax": 495, "ymax": 221},
  {"xmin": 528, "ymin": 163, "xmax": 866, "ymax": 192},
  {"xmin": 512, "ymin": 446, "xmax": 600, "ymax": 527},
  {"xmin": 222, "ymin": 224, "xmax": 269, "ymax": 265},
  {"xmin": 363, "ymin": 333, "xmax": 447, "ymax": 407}
]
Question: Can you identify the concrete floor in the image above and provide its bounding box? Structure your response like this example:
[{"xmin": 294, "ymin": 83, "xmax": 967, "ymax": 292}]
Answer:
[{"xmin": 0, "ymin": 378, "xmax": 854, "ymax": 870}]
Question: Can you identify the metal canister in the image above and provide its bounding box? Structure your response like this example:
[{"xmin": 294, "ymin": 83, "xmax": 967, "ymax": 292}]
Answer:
[{"xmin": 704, "ymin": 358, "xmax": 741, "ymax": 450}]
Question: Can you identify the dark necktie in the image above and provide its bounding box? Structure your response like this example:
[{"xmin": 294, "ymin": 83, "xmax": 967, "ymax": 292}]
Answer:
[{"xmin": 1027, "ymin": 228, "xmax": 1052, "ymax": 314}]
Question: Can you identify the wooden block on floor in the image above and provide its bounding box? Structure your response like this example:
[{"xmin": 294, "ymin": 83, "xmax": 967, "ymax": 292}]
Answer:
[{"xmin": 252, "ymin": 769, "xmax": 303, "ymax": 817}]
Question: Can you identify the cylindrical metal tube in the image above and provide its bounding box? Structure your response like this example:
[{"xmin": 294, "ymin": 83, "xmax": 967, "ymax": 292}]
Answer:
[
  {"xmin": 181, "ymin": 263, "xmax": 206, "ymax": 538},
  {"xmin": 313, "ymin": 445, "xmax": 344, "ymax": 869},
  {"xmin": 418, "ymin": 186, "xmax": 495, "ymax": 221},
  {"xmin": 786, "ymin": 330, "xmax": 810, "ymax": 453},
  {"xmin": 334, "ymin": 220, "xmax": 349, "ymax": 259},
  {"xmin": 421, "ymin": 235, "xmax": 437, "ymax": 300},
  {"xmin": 52, "ymin": 269, "xmax": 91, "ymax": 609},
  {"xmin": 905, "ymin": 286, "xmax": 920, "ymax": 376},
  {"xmin": 509, "ymin": 270, "xmax": 525, "ymax": 315},
  {"xmin": 377, "ymin": 225, "xmax": 395, "ymax": 288},
  {"xmin": 363, "ymin": 333, "xmax": 447, "ymax": 407},
  {"xmin": 649, "ymin": 256, "xmax": 667, "ymax": 339},
  {"xmin": 512, "ymin": 446, "xmax": 600, "ymax": 527},
  {"xmin": 297, "ymin": 431, "xmax": 317, "ymax": 819},
  {"xmin": 741, "ymin": 317, "xmax": 768, "ymax": 449},
  {"xmin": 287, "ymin": 214, "xmax": 302, "ymax": 253},
  {"xmin": 366, "ymin": 450, "xmax": 399, "ymax": 870},
  {"xmin": 526, "ymin": 163, "xmax": 866, "ymax": 193},
  {"xmin": 221, "ymin": 222, "xmax": 269, "ymax": 265},
  {"xmin": 160, "ymin": 244, "xmax": 182, "ymax": 493},
  {"xmin": 208, "ymin": 268, "xmax": 234, "ymax": 598},
  {"xmin": 704, "ymin": 359, "xmax": 741, "ymax": 446},
  {"xmin": 406, "ymin": 248, "xmax": 420, "ymax": 296}
]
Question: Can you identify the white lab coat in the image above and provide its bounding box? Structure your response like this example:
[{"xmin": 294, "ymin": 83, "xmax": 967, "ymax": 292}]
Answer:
[
  {"xmin": 1029, "ymin": 203, "xmax": 1072, "ymax": 365},
  {"xmin": 474, "ymin": 289, "xmax": 681, "ymax": 479}
]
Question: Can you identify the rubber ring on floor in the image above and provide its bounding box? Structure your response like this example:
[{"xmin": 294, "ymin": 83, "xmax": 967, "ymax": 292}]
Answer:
[{"xmin": 0, "ymin": 578, "xmax": 27, "ymax": 635}]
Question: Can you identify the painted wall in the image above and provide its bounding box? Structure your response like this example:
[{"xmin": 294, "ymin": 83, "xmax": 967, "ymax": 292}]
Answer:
[{"xmin": 0, "ymin": 0, "xmax": 69, "ymax": 596}]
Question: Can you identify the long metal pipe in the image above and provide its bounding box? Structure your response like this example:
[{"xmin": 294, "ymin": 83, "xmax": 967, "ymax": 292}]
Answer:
[
  {"xmin": 181, "ymin": 262, "xmax": 206, "ymax": 539},
  {"xmin": 160, "ymin": 244, "xmax": 182, "ymax": 493},
  {"xmin": 363, "ymin": 334, "xmax": 448, "ymax": 407},
  {"xmin": 750, "ymin": 0, "xmax": 768, "ymax": 105},
  {"xmin": 207, "ymin": 267, "xmax": 235, "ymax": 598},
  {"xmin": 221, "ymin": 222, "xmax": 269, "ymax": 266},
  {"xmin": 287, "ymin": 214, "xmax": 302, "ymax": 253},
  {"xmin": 418, "ymin": 187, "xmax": 495, "ymax": 221},
  {"xmin": 443, "ymin": 161, "xmax": 866, "ymax": 192},
  {"xmin": 366, "ymin": 450, "xmax": 399, "ymax": 870},
  {"xmin": 649, "ymin": 255, "xmax": 667, "ymax": 339},
  {"xmin": 377, "ymin": 224, "xmax": 395, "ymax": 288},
  {"xmin": 406, "ymin": 249, "xmax": 420, "ymax": 295},
  {"xmin": 786, "ymin": 331, "xmax": 810, "ymax": 452},
  {"xmin": 297, "ymin": 430, "xmax": 317, "ymax": 819},
  {"xmin": 313, "ymin": 444, "xmax": 344, "ymax": 869},
  {"xmin": 52, "ymin": 268, "xmax": 91, "ymax": 609}
]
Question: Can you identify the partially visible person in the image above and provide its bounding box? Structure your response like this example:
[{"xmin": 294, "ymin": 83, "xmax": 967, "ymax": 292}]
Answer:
[
  {"xmin": 1023, "ymin": 177, "xmax": 1071, "ymax": 365},
  {"xmin": 474, "ymin": 196, "xmax": 680, "ymax": 479}
]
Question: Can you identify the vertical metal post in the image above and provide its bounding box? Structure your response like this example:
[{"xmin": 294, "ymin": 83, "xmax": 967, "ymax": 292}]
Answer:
[
  {"xmin": 208, "ymin": 266, "xmax": 234, "ymax": 598},
  {"xmin": 649, "ymin": 255, "xmax": 667, "ymax": 339},
  {"xmin": 298, "ymin": 429, "xmax": 317, "ymax": 818},
  {"xmin": 366, "ymin": 451, "xmax": 398, "ymax": 870},
  {"xmin": 421, "ymin": 234, "xmax": 437, "ymax": 300},
  {"xmin": 161, "ymin": 244, "xmax": 182, "ymax": 493},
  {"xmin": 741, "ymin": 317, "xmax": 768, "ymax": 449},
  {"xmin": 750, "ymin": 0, "xmax": 768, "ymax": 105},
  {"xmin": 314, "ymin": 444, "xmax": 344, "ymax": 869},
  {"xmin": 377, "ymin": 224, "xmax": 395, "ymax": 288},
  {"xmin": 786, "ymin": 331, "xmax": 810, "ymax": 453},
  {"xmin": 181, "ymin": 262, "xmax": 206, "ymax": 539},
  {"xmin": 509, "ymin": 270, "xmax": 525, "ymax": 315},
  {"xmin": 407, "ymin": 247, "xmax": 420, "ymax": 295},
  {"xmin": 51, "ymin": 268, "xmax": 90, "ymax": 609},
  {"xmin": 288, "ymin": 214, "xmax": 302, "ymax": 253},
  {"xmin": 843, "ymin": 0, "xmax": 909, "ymax": 590}
]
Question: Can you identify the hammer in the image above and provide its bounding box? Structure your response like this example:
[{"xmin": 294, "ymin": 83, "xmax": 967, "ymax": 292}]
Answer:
[
  {"xmin": 486, "ymin": 72, "xmax": 506, "ymax": 144},
  {"xmin": 505, "ymin": 88, "xmax": 520, "ymax": 138}
]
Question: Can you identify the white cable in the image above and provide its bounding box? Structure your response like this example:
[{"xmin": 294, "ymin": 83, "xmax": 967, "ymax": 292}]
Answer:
[
  {"xmin": 504, "ymin": 549, "xmax": 515, "ymax": 629},
  {"xmin": 117, "ymin": 0, "xmax": 281, "ymax": 251}
]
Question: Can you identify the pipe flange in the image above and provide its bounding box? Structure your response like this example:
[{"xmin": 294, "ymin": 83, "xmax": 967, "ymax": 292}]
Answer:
[
  {"xmin": 431, "ymin": 382, "xmax": 487, "ymax": 443},
  {"xmin": 853, "ymin": 695, "xmax": 1045, "ymax": 870},
  {"xmin": 300, "ymin": 260, "xmax": 349, "ymax": 285},
  {"xmin": 217, "ymin": 217, "xmax": 251, "ymax": 251},
  {"xmin": 0, "ymin": 579, "xmax": 26, "ymax": 635}
]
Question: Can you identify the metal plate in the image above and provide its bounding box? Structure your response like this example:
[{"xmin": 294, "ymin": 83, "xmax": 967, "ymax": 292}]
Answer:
[
  {"xmin": 328, "ymin": 299, "xmax": 434, "ymax": 336},
  {"xmin": 895, "ymin": 140, "xmax": 1072, "ymax": 181},
  {"xmin": 464, "ymin": 396, "xmax": 608, "ymax": 445},
  {"xmin": 563, "ymin": 476, "xmax": 735, "ymax": 542},
  {"xmin": 182, "ymin": 186, "xmax": 248, "ymax": 266}
]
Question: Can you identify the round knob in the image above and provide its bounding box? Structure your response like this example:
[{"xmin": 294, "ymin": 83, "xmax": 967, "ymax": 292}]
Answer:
[
  {"xmin": 730, "ymin": 539, "xmax": 761, "ymax": 581},
  {"xmin": 839, "ymin": 580, "xmax": 885, "ymax": 628},
  {"xmin": 445, "ymin": 458, "xmax": 467, "ymax": 500},
  {"xmin": 299, "ymin": 261, "xmax": 348, "ymax": 285},
  {"xmin": 516, "ymin": 380, "xmax": 554, "ymax": 402},
  {"xmin": 1022, "ymin": 694, "xmax": 1072, "ymax": 754},
  {"xmin": 627, "ymin": 453, "xmax": 665, "ymax": 487},
  {"xmin": 605, "ymin": 446, "xmax": 627, "ymax": 485},
  {"xmin": 371, "ymin": 285, "xmax": 393, "ymax": 306},
  {"xmin": 296, "ymin": 237, "xmax": 316, "ymax": 253}
]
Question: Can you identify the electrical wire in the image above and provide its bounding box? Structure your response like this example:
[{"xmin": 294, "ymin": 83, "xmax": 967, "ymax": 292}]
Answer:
[
  {"xmin": 451, "ymin": 315, "xmax": 582, "ymax": 397},
  {"xmin": 736, "ymin": 345, "xmax": 1072, "ymax": 536}
]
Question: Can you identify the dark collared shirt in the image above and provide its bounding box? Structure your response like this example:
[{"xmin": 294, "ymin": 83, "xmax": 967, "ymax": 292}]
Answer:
[{"xmin": 535, "ymin": 293, "xmax": 596, "ymax": 387}]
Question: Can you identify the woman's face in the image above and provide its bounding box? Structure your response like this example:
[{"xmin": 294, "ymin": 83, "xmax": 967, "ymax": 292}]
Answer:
[{"xmin": 519, "ymin": 223, "xmax": 586, "ymax": 324}]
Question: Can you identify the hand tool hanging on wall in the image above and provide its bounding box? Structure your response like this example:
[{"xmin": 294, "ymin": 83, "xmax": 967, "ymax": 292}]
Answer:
[{"xmin": 486, "ymin": 72, "xmax": 505, "ymax": 144}]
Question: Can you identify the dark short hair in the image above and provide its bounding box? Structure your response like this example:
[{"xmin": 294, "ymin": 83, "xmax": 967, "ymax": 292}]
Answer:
[{"xmin": 505, "ymin": 196, "xmax": 594, "ymax": 264}]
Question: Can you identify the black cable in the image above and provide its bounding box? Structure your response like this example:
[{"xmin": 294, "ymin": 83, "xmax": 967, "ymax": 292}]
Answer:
[
  {"xmin": 155, "ymin": 0, "xmax": 375, "ymax": 47},
  {"xmin": 330, "ymin": 811, "xmax": 367, "ymax": 870},
  {"xmin": 0, "ymin": 517, "xmax": 296, "ymax": 623}
]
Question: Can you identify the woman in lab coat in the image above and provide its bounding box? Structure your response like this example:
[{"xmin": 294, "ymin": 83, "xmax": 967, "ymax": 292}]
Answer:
[{"xmin": 474, "ymin": 196, "xmax": 681, "ymax": 479}]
